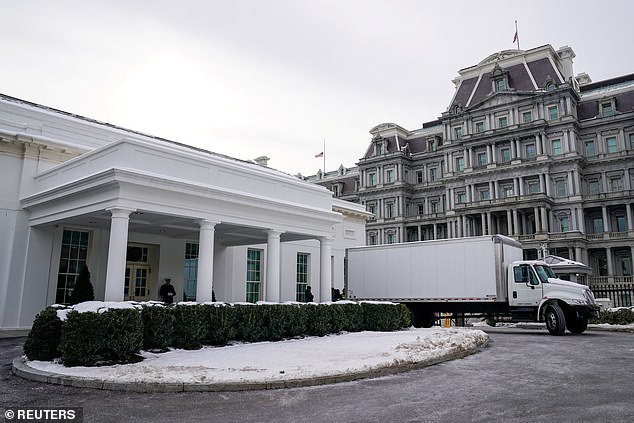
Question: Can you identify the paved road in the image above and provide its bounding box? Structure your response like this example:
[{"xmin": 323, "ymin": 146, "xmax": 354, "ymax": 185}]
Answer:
[{"xmin": 2, "ymin": 328, "xmax": 633, "ymax": 422}]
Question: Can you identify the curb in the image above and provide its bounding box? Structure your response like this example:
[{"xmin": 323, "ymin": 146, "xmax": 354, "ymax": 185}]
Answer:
[{"xmin": 12, "ymin": 337, "xmax": 489, "ymax": 393}]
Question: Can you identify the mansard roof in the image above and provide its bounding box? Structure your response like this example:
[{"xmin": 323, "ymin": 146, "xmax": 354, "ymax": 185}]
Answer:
[
  {"xmin": 577, "ymin": 73, "xmax": 634, "ymax": 120},
  {"xmin": 449, "ymin": 45, "xmax": 565, "ymax": 110}
]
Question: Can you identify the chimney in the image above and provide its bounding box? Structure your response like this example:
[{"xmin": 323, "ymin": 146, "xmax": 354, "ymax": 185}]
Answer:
[
  {"xmin": 254, "ymin": 156, "xmax": 270, "ymax": 167},
  {"xmin": 556, "ymin": 46, "xmax": 576, "ymax": 83}
]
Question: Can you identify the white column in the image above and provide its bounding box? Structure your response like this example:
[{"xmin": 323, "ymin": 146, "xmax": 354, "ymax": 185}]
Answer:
[
  {"xmin": 319, "ymin": 237, "xmax": 333, "ymax": 302},
  {"xmin": 266, "ymin": 229, "xmax": 284, "ymax": 302},
  {"xmin": 626, "ymin": 203, "xmax": 633, "ymax": 231},
  {"xmin": 196, "ymin": 220, "xmax": 218, "ymax": 302},
  {"xmin": 577, "ymin": 207, "xmax": 586, "ymax": 233},
  {"xmin": 602, "ymin": 206, "xmax": 609, "ymax": 233},
  {"xmin": 104, "ymin": 207, "xmax": 134, "ymax": 301},
  {"xmin": 533, "ymin": 207, "xmax": 539, "ymax": 233},
  {"xmin": 606, "ymin": 247, "xmax": 614, "ymax": 277},
  {"xmin": 541, "ymin": 207, "xmax": 549, "ymax": 232}
]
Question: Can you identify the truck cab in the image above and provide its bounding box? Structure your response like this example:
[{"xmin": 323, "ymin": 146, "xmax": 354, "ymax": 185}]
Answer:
[{"xmin": 508, "ymin": 260, "xmax": 600, "ymax": 335}]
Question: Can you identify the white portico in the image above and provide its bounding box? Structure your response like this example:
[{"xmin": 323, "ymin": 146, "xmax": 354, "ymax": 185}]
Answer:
[{"xmin": 1, "ymin": 95, "xmax": 365, "ymax": 331}]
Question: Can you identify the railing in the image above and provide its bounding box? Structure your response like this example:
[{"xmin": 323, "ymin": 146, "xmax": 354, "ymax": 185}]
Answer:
[{"xmin": 589, "ymin": 283, "xmax": 633, "ymax": 308}]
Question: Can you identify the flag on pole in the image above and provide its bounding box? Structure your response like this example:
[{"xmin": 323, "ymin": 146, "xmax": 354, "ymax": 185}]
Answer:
[
  {"xmin": 315, "ymin": 152, "xmax": 324, "ymax": 158},
  {"xmin": 512, "ymin": 31, "xmax": 517, "ymax": 43}
]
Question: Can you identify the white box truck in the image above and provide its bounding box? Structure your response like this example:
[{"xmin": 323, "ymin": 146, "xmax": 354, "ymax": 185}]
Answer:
[{"xmin": 346, "ymin": 235, "xmax": 600, "ymax": 335}]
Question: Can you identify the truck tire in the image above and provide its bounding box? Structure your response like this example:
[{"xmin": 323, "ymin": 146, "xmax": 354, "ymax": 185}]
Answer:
[
  {"xmin": 566, "ymin": 317, "xmax": 588, "ymax": 334},
  {"xmin": 545, "ymin": 304, "xmax": 566, "ymax": 336}
]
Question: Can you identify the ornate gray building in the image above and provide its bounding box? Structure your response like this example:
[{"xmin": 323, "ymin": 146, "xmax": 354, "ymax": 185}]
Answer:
[{"xmin": 310, "ymin": 44, "xmax": 634, "ymax": 296}]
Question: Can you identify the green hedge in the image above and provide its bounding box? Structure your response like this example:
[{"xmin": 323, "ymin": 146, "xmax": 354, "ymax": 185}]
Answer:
[
  {"xmin": 23, "ymin": 307, "xmax": 64, "ymax": 361},
  {"xmin": 171, "ymin": 304, "xmax": 206, "ymax": 350},
  {"xmin": 141, "ymin": 305, "xmax": 174, "ymax": 352},
  {"xmin": 590, "ymin": 307, "xmax": 634, "ymax": 325},
  {"xmin": 26, "ymin": 300, "xmax": 411, "ymax": 367},
  {"xmin": 58, "ymin": 308, "xmax": 143, "ymax": 367}
]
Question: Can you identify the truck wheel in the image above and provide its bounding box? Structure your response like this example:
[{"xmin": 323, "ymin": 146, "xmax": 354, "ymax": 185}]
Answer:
[
  {"xmin": 545, "ymin": 305, "xmax": 566, "ymax": 336},
  {"xmin": 566, "ymin": 317, "xmax": 588, "ymax": 334}
]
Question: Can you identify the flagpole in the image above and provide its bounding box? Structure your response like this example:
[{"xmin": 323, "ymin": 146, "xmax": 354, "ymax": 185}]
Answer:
[
  {"xmin": 515, "ymin": 20, "xmax": 520, "ymax": 50},
  {"xmin": 323, "ymin": 138, "xmax": 326, "ymax": 172}
]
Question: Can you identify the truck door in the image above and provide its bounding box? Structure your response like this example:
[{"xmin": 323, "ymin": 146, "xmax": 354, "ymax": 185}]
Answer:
[{"xmin": 509, "ymin": 264, "xmax": 543, "ymax": 306}]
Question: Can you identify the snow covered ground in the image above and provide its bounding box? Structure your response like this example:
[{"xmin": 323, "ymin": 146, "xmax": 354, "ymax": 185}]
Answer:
[{"xmin": 26, "ymin": 328, "xmax": 488, "ymax": 385}]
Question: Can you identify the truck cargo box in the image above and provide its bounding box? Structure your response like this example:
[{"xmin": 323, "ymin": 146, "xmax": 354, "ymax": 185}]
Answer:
[{"xmin": 346, "ymin": 235, "xmax": 523, "ymax": 303}]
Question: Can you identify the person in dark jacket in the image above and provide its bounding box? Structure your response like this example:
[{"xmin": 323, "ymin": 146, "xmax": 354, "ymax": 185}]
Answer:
[
  {"xmin": 159, "ymin": 278, "xmax": 176, "ymax": 303},
  {"xmin": 305, "ymin": 286, "xmax": 314, "ymax": 302}
]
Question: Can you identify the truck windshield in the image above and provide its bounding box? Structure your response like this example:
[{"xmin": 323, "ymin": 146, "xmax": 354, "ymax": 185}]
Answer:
[{"xmin": 534, "ymin": 265, "xmax": 556, "ymax": 283}]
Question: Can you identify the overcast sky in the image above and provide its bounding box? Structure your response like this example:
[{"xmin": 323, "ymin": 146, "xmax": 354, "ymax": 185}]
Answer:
[{"xmin": 3, "ymin": 1, "xmax": 633, "ymax": 176}]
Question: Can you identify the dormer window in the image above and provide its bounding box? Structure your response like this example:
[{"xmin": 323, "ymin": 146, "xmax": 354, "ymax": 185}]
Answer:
[
  {"xmin": 600, "ymin": 99, "xmax": 616, "ymax": 117},
  {"xmin": 546, "ymin": 81, "xmax": 556, "ymax": 92},
  {"xmin": 331, "ymin": 182, "xmax": 343, "ymax": 197},
  {"xmin": 492, "ymin": 64, "xmax": 509, "ymax": 92},
  {"xmin": 373, "ymin": 135, "xmax": 388, "ymax": 156}
]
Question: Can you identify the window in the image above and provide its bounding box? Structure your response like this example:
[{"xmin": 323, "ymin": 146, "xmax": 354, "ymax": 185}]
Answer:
[
  {"xmin": 495, "ymin": 78, "xmax": 507, "ymax": 91},
  {"xmin": 296, "ymin": 253, "xmax": 309, "ymax": 302},
  {"xmin": 546, "ymin": 82, "xmax": 556, "ymax": 92},
  {"xmin": 454, "ymin": 127, "xmax": 463, "ymax": 140},
  {"xmin": 592, "ymin": 217, "xmax": 604, "ymax": 234},
  {"xmin": 548, "ymin": 105, "xmax": 559, "ymax": 120},
  {"xmin": 455, "ymin": 156, "xmax": 465, "ymax": 172},
  {"xmin": 601, "ymin": 102, "xmax": 614, "ymax": 117},
  {"xmin": 429, "ymin": 168, "xmax": 438, "ymax": 182},
  {"xmin": 332, "ymin": 184, "xmax": 341, "ymax": 197},
  {"xmin": 386, "ymin": 232, "xmax": 396, "ymax": 244},
  {"xmin": 430, "ymin": 201, "xmax": 439, "ymax": 213},
  {"xmin": 475, "ymin": 121, "xmax": 485, "ymax": 133},
  {"xmin": 630, "ymin": 133, "xmax": 634, "ymax": 150},
  {"xmin": 369, "ymin": 234, "xmax": 377, "ymax": 245},
  {"xmin": 552, "ymin": 139, "xmax": 562, "ymax": 156},
  {"xmin": 606, "ymin": 136, "xmax": 618, "ymax": 153},
  {"xmin": 56, "ymin": 229, "xmax": 90, "ymax": 304},
  {"xmin": 500, "ymin": 147, "xmax": 511, "ymax": 162},
  {"xmin": 526, "ymin": 144, "xmax": 536, "ymax": 158},
  {"xmin": 386, "ymin": 169, "xmax": 395, "ymax": 183},
  {"xmin": 376, "ymin": 143, "xmax": 385, "ymax": 155},
  {"xmin": 368, "ymin": 203, "xmax": 376, "ymax": 217},
  {"xmin": 498, "ymin": 116, "xmax": 508, "ymax": 128},
  {"xmin": 418, "ymin": 204, "xmax": 425, "ymax": 216},
  {"xmin": 457, "ymin": 192, "xmax": 467, "ymax": 204},
  {"xmin": 416, "ymin": 170, "xmax": 424, "ymax": 184},
  {"xmin": 522, "ymin": 111, "xmax": 533, "ymax": 123},
  {"xmin": 555, "ymin": 179, "xmax": 567, "ymax": 198},
  {"xmin": 610, "ymin": 176, "xmax": 623, "ymax": 192},
  {"xmin": 559, "ymin": 216, "xmax": 570, "ymax": 232},
  {"xmin": 588, "ymin": 180, "xmax": 600, "ymax": 195},
  {"xmin": 183, "ymin": 242, "xmax": 199, "ymax": 301},
  {"xmin": 528, "ymin": 180, "xmax": 540, "ymax": 194},
  {"xmin": 477, "ymin": 152, "xmax": 487, "ymax": 167},
  {"xmin": 368, "ymin": 172, "xmax": 377, "ymax": 186},
  {"xmin": 246, "ymin": 248, "xmax": 262, "ymax": 303},
  {"xmin": 480, "ymin": 189, "xmax": 490, "ymax": 201},
  {"xmin": 585, "ymin": 140, "xmax": 596, "ymax": 156},
  {"xmin": 503, "ymin": 185, "xmax": 514, "ymax": 198},
  {"xmin": 616, "ymin": 215, "xmax": 626, "ymax": 232},
  {"xmin": 428, "ymin": 139, "xmax": 437, "ymax": 152},
  {"xmin": 385, "ymin": 202, "xmax": 394, "ymax": 218}
]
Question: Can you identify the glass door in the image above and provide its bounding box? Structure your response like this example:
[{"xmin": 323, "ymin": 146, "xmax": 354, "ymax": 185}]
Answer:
[{"xmin": 124, "ymin": 265, "xmax": 151, "ymax": 301}]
